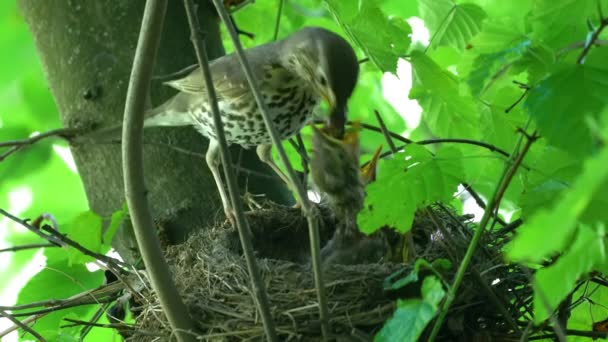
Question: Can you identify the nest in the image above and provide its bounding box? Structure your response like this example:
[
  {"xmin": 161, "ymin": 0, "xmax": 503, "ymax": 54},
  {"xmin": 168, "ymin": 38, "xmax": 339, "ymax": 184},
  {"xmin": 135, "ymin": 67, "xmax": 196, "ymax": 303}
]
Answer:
[{"xmin": 126, "ymin": 201, "xmax": 531, "ymax": 341}]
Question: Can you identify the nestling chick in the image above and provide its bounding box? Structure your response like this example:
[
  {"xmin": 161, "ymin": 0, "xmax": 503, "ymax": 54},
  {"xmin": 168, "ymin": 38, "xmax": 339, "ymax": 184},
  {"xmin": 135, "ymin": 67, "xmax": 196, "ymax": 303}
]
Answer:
[{"xmin": 310, "ymin": 124, "xmax": 386, "ymax": 265}]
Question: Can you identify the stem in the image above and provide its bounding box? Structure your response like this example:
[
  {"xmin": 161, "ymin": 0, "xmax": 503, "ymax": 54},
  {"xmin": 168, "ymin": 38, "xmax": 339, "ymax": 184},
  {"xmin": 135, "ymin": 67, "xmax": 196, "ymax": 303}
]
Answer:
[
  {"xmin": 209, "ymin": 1, "xmax": 330, "ymax": 337},
  {"xmin": 577, "ymin": 17, "xmax": 608, "ymax": 64},
  {"xmin": 182, "ymin": 0, "xmax": 278, "ymax": 340},
  {"xmin": 121, "ymin": 1, "xmax": 195, "ymax": 341},
  {"xmin": 428, "ymin": 127, "xmax": 538, "ymax": 341}
]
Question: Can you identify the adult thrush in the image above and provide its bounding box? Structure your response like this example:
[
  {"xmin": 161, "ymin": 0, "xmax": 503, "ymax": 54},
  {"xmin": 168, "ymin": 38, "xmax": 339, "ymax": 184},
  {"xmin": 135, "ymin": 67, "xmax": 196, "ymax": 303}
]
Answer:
[{"xmin": 143, "ymin": 26, "xmax": 359, "ymax": 218}]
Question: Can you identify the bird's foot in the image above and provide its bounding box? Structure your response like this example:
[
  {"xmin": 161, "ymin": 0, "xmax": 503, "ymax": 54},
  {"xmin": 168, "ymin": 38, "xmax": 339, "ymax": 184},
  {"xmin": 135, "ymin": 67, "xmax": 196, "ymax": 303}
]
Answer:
[{"xmin": 224, "ymin": 207, "xmax": 237, "ymax": 227}]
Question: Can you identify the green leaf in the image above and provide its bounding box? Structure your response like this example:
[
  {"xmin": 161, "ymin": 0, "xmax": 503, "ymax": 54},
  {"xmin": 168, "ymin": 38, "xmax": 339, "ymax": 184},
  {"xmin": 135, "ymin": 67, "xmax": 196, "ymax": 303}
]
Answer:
[
  {"xmin": 419, "ymin": 0, "xmax": 487, "ymax": 51},
  {"xmin": 375, "ymin": 276, "xmax": 446, "ymax": 342},
  {"xmin": 533, "ymin": 224, "xmax": 606, "ymax": 323},
  {"xmin": 506, "ymin": 143, "xmax": 608, "ymax": 263},
  {"xmin": 359, "ymin": 144, "xmax": 464, "ymax": 234},
  {"xmin": 410, "ymin": 51, "xmax": 480, "ymax": 138},
  {"xmin": 530, "ymin": 0, "xmax": 600, "ymax": 50},
  {"xmin": 16, "ymin": 260, "xmax": 104, "ymax": 341},
  {"xmin": 104, "ymin": 203, "xmax": 129, "ymax": 246},
  {"xmin": 525, "ymin": 59, "xmax": 608, "ymax": 156},
  {"xmin": 325, "ymin": 0, "xmax": 412, "ymax": 73},
  {"xmin": 520, "ymin": 146, "xmax": 581, "ymax": 218},
  {"xmin": 64, "ymin": 211, "xmax": 104, "ymax": 265}
]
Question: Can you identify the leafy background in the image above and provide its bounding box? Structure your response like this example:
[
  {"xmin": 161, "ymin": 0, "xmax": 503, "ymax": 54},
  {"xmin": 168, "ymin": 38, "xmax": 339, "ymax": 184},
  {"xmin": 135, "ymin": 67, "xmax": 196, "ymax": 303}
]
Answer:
[{"xmin": 1, "ymin": 0, "xmax": 607, "ymax": 341}]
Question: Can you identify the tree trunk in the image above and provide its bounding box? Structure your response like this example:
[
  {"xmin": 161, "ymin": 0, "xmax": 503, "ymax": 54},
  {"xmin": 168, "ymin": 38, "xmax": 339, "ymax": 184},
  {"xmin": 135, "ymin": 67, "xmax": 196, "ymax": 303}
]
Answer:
[{"xmin": 19, "ymin": 0, "xmax": 291, "ymax": 262}]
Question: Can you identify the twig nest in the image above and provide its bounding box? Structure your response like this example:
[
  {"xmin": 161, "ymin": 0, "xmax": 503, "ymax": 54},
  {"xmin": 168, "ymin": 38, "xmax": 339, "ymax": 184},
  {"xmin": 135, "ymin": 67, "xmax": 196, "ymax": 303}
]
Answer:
[{"xmin": 128, "ymin": 202, "xmax": 530, "ymax": 341}]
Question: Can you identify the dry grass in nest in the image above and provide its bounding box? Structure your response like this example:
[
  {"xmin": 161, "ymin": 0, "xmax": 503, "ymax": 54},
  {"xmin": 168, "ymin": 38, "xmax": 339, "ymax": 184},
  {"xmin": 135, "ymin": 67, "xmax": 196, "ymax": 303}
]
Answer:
[{"xmin": 126, "ymin": 202, "xmax": 531, "ymax": 341}]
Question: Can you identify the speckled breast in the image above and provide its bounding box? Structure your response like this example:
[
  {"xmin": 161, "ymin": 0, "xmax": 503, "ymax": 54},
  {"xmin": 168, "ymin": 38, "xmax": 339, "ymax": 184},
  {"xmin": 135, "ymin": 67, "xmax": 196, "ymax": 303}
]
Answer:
[{"xmin": 190, "ymin": 85, "xmax": 319, "ymax": 148}]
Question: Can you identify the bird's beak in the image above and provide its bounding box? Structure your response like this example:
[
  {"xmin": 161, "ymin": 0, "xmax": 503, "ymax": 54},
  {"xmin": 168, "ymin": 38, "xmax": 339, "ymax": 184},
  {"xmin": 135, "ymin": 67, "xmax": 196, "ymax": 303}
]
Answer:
[{"xmin": 328, "ymin": 104, "xmax": 346, "ymax": 139}]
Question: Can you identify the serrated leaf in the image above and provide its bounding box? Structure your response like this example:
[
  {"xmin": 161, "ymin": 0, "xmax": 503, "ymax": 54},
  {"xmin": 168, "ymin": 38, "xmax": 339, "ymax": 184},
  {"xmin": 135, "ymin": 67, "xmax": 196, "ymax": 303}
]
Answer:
[
  {"xmin": 359, "ymin": 144, "xmax": 464, "ymax": 234},
  {"xmin": 410, "ymin": 51, "xmax": 480, "ymax": 138},
  {"xmin": 325, "ymin": 0, "xmax": 411, "ymax": 73},
  {"xmin": 525, "ymin": 58, "xmax": 608, "ymax": 156},
  {"xmin": 533, "ymin": 224, "xmax": 606, "ymax": 323},
  {"xmin": 506, "ymin": 144, "xmax": 608, "ymax": 262},
  {"xmin": 530, "ymin": 0, "xmax": 600, "ymax": 50},
  {"xmin": 419, "ymin": 0, "xmax": 487, "ymax": 51},
  {"xmin": 375, "ymin": 276, "xmax": 445, "ymax": 342}
]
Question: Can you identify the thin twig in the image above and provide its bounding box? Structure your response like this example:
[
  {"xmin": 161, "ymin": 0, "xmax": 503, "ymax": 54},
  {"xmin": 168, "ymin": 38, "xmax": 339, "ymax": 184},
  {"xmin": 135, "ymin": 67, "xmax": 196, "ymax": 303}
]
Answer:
[
  {"xmin": 0, "ymin": 127, "xmax": 77, "ymax": 148},
  {"xmin": 315, "ymin": 120, "xmax": 513, "ymax": 159},
  {"xmin": 182, "ymin": 0, "xmax": 278, "ymax": 340},
  {"xmin": 428, "ymin": 125, "xmax": 539, "ymax": 341},
  {"xmin": 0, "ymin": 243, "xmax": 56, "ymax": 253},
  {"xmin": 577, "ymin": 17, "xmax": 608, "ymax": 64},
  {"xmin": 0, "ymin": 128, "xmax": 78, "ymax": 162},
  {"xmin": 0, "ymin": 309, "xmax": 46, "ymax": 342},
  {"xmin": 210, "ymin": 1, "xmax": 330, "ymax": 337},
  {"xmin": 272, "ymin": 0, "xmax": 284, "ymax": 41},
  {"xmin": 121, "ymin": 1, "xmax": 196, "ymax": 341},
  {"xmin": 38, "ymin": 224, "xmax": 128, "ymax": 269}
]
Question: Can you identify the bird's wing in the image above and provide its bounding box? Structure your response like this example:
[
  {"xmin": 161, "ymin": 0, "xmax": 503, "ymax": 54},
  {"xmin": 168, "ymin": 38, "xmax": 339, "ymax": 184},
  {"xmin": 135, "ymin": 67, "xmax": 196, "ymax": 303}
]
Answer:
[{"xmin": 163, "ymin": 43, "xmax": 280, "ymax": 102}]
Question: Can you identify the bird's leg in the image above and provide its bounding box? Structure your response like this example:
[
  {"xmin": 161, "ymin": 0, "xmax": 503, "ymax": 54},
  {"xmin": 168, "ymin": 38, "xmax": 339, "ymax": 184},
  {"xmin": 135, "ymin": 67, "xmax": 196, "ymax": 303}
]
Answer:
[
  {"xmin": 256, "ymin": 144, "xmax": 302, "ymax": 208},
  {"xmin": 206, "ymin": 139, "xmax": 236, "ymax": 224}
]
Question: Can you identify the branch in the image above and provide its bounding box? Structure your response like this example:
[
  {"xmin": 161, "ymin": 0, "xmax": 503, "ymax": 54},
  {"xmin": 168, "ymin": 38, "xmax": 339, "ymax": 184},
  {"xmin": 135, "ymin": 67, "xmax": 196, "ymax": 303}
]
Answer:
[
  {"xmin": 577, "ymin": 17, "xmax": 608, "ymax": 64},
  {"xmin": 0, "ymin": 243, "xmax": 55, "ymax": 253},
  {"xmin": 182, "ymin": 0, "xmax": 277, "ymax": 340},
  {"xmin": 0, "ymin": 310, "xmax": 46, "ymax": 342},
  {"xmin": 428, "ymin": 125, "xmax": 539, "ymax": 341},
  {"xmin": 121, "ymin": 0, "xmax": 196, "ymax": 341},
  {"xmin": 209, "ymin": 0, "xmax": 330, "ymax": 337},
  {"xmin": 0, "ymin": 128, "xmax": 78, "ymax": 162}
]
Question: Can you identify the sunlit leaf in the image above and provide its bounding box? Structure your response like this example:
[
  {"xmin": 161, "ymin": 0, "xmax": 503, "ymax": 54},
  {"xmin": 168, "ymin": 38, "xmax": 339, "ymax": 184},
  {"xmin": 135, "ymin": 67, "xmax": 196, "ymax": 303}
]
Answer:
[
  {"xmin": 419, "ymin": 0, "xmax": 487, "ymax": 51},
  {"xmin": 359, "ymin": 144, "xmax": 464, "ymax": 234},
  {"xmin": 525, "ymin": 54, "xmax": 608, "ymax": 156},
  {"xmin": 16, "ymin": 260, "xmax": 104, "ymax": 341},
  {"xmin": 410, "ymin": 51, "xmax": 480, "ymax": 138},
  {"xmin": 506, "ymin": 143, "xmax": 608, "ymax": 262},
  {"xmin": 325, "ymin": 0, "xmax": 411, "ymax": 73},
  {"xmin": 533, "ymin": 224, "xmax": 606, "ymax": 323}
]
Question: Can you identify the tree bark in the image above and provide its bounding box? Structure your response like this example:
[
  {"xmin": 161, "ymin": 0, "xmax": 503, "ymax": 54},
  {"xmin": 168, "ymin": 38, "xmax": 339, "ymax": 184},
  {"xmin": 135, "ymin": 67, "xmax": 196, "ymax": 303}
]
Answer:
[{"xmin": 18, "ymin": 0, "xmax": 291, "ymax": 262}]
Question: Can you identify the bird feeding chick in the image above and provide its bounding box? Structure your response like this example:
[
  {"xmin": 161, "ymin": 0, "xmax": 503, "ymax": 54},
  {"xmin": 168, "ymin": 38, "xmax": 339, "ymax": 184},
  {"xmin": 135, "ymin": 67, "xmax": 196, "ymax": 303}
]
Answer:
[
  {"xmin": 143, "ymin": 26, "xmax": 360, "ymax": 222},
  {"xmin": 310, "ymin": 123, "xmax": 386, "ymax": 265}
]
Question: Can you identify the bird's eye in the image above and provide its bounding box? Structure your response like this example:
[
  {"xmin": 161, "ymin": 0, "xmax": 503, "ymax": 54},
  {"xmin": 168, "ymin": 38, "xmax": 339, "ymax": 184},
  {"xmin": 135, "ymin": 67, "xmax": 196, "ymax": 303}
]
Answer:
[{"xmin": 319, "ymin": 75, "xmax": 327, "ymax": 87}]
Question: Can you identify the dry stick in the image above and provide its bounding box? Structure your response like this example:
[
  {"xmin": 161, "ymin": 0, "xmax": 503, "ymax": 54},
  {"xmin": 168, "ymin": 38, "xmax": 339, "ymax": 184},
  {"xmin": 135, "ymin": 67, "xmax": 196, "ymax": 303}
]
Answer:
[
  {"xmin": 374, "ymin": 110, "xmax": 417, "ymax": 260},
  {"xmin": 0, "ymin": 310, "xmax": 45, "ymax": 342},
  {"xmin": 210, "ymin": 0, "xmax": 330, "ymax": 337},
  {"xmin": 182, "ymin": 1, "xmax": 278, "ymax": 341},
  {"xmin": 428, "ymin": 125, "xmax": 539, "ymax": 341},
  {"xmin": 121, "ymin": 1, "xmax": 196, "ymax": 341}
]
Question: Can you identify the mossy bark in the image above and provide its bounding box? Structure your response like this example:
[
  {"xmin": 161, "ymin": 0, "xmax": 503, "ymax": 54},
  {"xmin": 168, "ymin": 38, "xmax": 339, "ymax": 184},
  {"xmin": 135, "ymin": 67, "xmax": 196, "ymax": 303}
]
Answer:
[{"xmin": 18, "ymin": 0, "xmax": 291, "ymax": 262}]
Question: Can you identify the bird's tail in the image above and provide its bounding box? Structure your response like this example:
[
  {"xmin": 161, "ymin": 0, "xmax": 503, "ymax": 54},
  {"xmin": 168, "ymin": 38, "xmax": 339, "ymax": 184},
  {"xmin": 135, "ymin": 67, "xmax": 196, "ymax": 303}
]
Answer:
[{"xmin": 72, "ymin": 93, "xmax": 194, "ymax": 144}]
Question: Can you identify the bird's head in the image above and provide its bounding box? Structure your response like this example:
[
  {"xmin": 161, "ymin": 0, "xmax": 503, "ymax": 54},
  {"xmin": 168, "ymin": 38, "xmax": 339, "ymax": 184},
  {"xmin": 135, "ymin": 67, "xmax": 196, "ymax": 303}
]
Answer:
[{"xmin": 281, "ymin": 27, "xmax": 360, "ymax": 139}]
